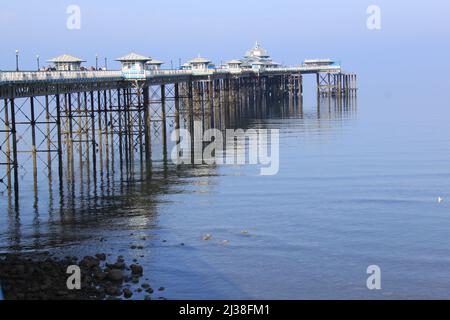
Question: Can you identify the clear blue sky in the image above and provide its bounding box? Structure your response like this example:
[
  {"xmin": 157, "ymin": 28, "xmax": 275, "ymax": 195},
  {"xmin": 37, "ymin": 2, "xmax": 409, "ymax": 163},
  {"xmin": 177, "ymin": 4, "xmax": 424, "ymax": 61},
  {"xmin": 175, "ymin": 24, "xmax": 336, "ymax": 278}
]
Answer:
[{"xmin": 1, "ymin": 0, "xmax": 449, "ymax": 94}]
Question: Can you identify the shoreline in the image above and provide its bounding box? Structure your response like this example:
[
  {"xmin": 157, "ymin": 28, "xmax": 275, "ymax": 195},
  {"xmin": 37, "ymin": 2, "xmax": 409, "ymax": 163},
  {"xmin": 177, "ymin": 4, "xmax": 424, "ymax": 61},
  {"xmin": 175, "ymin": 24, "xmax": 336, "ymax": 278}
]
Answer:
[{"xmin": 0, "ymin": 252, "xmax": 164, "ymax": 300}]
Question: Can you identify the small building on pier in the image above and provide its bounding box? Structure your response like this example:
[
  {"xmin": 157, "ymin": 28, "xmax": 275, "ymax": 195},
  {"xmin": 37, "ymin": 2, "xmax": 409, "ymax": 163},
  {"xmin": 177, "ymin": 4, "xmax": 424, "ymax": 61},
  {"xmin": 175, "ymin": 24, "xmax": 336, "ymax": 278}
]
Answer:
[
  {"xmin": 145, "ymin": 59, "xmax": 164, "ymax": 71},
  {"xmin": 47, "ymin": 54, "xmax": 86, "ymax": 71},
  {"xmin": 188, "ymin": 56, "xmax": 212, "ymax": 72},
  {"xmin": 180, "ymin": 62, "xmax": 191, "ymax": 70},
  {"xmin": 303, "ymin": 59, "xmax": 335, "ymax": 67},
  {"xmin": 226, "ymin": 59, "xmax": 243, "ymax": 71},
  {"xmin": 241, "ymin": 42, "xmax": 280, "ymax": 70},
  {"xmin": 116, "ymin": 52, "xmax": 152, "ymax": 78}
]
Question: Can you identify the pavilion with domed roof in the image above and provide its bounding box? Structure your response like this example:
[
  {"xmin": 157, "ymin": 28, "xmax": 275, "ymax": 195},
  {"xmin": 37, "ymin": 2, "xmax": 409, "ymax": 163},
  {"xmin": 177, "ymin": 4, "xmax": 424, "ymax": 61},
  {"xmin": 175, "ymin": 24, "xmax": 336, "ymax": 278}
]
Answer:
[{"xmin": 240, "ymin": 41, "xmax": 281, "ymax": 70}]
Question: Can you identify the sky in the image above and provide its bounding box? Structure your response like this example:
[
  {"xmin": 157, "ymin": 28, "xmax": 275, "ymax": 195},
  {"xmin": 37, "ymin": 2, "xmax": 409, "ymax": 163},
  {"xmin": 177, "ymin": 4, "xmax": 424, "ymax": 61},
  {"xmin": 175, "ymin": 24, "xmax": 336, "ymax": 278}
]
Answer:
[{"xmin": 0, "ymin": 0, "xmax": 449, "ymax": 95}]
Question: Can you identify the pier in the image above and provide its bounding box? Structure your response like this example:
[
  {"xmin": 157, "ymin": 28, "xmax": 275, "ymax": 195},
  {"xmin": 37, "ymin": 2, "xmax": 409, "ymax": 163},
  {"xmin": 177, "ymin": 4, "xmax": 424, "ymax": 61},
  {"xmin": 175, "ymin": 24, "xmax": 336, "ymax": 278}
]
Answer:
[{"xmin": 0, "ymin": 45, "xmax": 357, "ymax": 207}]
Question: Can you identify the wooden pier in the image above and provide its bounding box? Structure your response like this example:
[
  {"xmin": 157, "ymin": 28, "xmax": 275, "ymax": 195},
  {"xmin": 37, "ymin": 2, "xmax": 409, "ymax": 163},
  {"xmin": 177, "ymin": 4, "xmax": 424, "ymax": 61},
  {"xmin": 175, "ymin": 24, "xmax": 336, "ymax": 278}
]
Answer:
[{"xmin": 0, "ymin": 59, "xmax": 357, "ymax": 206}]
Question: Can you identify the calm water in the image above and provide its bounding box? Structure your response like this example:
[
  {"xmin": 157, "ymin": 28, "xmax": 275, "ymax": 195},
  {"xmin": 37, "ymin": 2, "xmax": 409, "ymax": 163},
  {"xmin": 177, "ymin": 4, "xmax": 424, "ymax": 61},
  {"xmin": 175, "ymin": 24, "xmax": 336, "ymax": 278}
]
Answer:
[{"xmin": 2, "ymin": 77, "xmax": 450, "ymax": 299}]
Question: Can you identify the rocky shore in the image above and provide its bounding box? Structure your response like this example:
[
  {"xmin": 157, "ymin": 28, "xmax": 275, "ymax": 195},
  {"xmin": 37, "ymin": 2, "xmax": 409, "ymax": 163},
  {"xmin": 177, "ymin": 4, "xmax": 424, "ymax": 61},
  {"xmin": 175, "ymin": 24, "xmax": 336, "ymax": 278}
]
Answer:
[{"xmin": 0, "ymin": 252, "xmax": 162, "ymax": 300}]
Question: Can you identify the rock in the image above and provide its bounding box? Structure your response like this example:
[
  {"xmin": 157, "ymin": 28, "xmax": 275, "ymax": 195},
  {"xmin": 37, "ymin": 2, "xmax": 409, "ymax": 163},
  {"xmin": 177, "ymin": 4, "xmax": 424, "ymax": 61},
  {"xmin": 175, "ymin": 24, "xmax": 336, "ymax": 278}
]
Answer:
[
  {"xmin": 130, "ymin": 264, "xmax": 143, "ymax": 275},
  {"xmin": 141, "ymin": 283, "xmax": 150, "ymax": 289},
  {"xmin": 107, "ymin": 269, "xmax": 124, "ymax": 282},
  {"xmin": 158, "ymin": 287, "xmax": 165, "ymax": 291},
  {"xmin": 105, "ymin": 285, "xmax": 120, "ymax": 296},
  {"xmin": 113, "ymin": 262, "xmax": 126, "ymax": 269},
  {"xmin": 202, "ymin": 234, "xmax": 212, "ymax": 241},
  {"xmin": 94, "ymin": 271, "xmax": 107, "ymax": 281},
  {"xmin": 80, "ymin": 256, "xmax": 100, "ymax": 269},
  {"xmin": 144, "ymin": 295, "xmax": 152, "ymax": 300},
  {"xmin": 106, "ymin": 261, "xmax": 125, "ymax": 270},
  {"xmin": 95, "ymin": 253, "xmax": 106, "ymax": 261},
  {"xmin": 123, "ymin": 288, "xmax": 133, "ymax": 299},
  {"xmin": 131, "ymin": 277, "xmax": 140, "ymax": 284}
]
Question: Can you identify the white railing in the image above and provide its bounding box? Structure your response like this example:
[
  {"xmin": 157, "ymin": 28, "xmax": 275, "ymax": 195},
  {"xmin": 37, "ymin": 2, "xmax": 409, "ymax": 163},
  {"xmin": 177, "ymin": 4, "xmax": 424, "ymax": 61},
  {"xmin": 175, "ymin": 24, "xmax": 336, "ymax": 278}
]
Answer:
[
  {"xmin": 265, "ymin": 65, "xmax": 341, "ymax": 73},
  {"xmin": 0, "ymin": 65, "xmax": 343, "ymax": 84},
  {"xmin": 0, "ymin": 70, "xmax": 122, "ymax": 83},
  {"xmin": 145, "ymin": 69, "xmax": 193, "ymax": 77}
]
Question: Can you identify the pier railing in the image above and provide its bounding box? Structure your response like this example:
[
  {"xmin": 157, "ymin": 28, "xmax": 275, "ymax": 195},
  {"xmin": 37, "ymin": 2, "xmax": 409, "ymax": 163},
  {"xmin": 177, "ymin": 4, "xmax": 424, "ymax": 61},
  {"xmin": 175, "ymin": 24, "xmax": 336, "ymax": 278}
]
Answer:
[
  {"xmin": 266, "ymin": 65, "xmax": 342, "ymax": 73},
  {"xmin": 0, "ymin": 65, "xmax": 343, "ymax": 85},
  {"xmin": 0, "ymin": 70, "xmax": 123, "ymax": 84},
  {"xmin": 146, "ymin": 69, "xmax": 193, "ymax": 77}
]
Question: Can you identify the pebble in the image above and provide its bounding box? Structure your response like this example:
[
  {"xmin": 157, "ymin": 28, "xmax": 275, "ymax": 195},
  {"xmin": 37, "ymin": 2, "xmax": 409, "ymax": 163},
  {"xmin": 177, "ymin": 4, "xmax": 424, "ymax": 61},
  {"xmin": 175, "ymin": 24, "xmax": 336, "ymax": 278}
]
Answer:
[
  {"xmin": 202, "ymin": 234, "xmax": 212, "ymax": 241},
  {"xmin": 95, "ymin": 253, "xmax": 106, "ymax": 261},
  {"xmin": 105, "ymin": 285, "xmax": 120, "ymax": 296},
  {"xmin": 80, "ymin": 256, "xmax": 100, "ymax": 269},
  {"xmin": 111, "ymin": 261, "xmax": 126, "ymax": 270},
  {"xmin": 123, "ymin": 288, "xmax": 133, "ymax": 299},
  {"xmin": 131, "ymin": 277, "xmax": 140, "ymax": 284},
  {"xmin": 107, "ymin": 269, "xmax": 124, "ymax": 282},
  {"xmin": 130, "ymin": 264, "xmax": 143, "ymax": 275}
]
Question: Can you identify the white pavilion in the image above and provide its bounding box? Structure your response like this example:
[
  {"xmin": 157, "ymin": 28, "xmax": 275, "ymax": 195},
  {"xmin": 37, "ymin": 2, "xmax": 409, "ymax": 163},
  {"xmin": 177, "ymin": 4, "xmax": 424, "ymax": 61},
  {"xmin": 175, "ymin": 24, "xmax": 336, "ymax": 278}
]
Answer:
[
  {"xmin": 116, "ymin": 53, "xmax": 152, "ymax": 75},
  {"xmin": 47, "ymin": 54, "xmax": 86, "ymax": 71}
]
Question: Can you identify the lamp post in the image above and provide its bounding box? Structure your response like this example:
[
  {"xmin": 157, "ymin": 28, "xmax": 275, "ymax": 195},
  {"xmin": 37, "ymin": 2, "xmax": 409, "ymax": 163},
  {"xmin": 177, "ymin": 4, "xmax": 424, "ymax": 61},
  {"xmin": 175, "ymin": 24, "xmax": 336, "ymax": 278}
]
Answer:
[
  {"xmin": 104, "ymin": 57, "xmax": 107, "ymax": 70},
  {"xmin": 36, "ymin": 55, "xmax": 40, "ymax": 71},
  {"xmin": 15, "ymin": 49, "xmax": 19, "ymax": 71},
  {"xmin": 95, "ymin": 53, "xmax": 98, "ymax": 70}
]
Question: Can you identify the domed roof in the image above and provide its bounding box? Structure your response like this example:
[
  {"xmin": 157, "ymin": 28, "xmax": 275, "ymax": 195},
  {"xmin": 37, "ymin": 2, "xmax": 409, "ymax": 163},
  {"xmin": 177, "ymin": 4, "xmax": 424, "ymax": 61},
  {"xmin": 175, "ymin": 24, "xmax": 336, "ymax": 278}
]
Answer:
[{"xmin": 245, "ymin": 41, "xmax": 269, "ymax": 58}]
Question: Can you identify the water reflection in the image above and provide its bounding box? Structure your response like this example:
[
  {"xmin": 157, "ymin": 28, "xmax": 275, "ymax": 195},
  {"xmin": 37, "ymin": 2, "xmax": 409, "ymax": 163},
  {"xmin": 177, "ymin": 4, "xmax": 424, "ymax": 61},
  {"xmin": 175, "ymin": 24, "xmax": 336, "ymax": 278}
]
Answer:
[{"xmin": 0, "ymin": 92, "xmax": 356, "ymax": 253}]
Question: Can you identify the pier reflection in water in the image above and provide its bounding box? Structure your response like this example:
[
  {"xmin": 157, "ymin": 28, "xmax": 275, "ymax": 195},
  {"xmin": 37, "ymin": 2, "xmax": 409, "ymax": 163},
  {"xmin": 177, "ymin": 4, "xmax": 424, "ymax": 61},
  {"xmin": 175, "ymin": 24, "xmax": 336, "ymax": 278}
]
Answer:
[{"xmin": 0, "ymin": 90, "xmax": 356, "ymax": 253}]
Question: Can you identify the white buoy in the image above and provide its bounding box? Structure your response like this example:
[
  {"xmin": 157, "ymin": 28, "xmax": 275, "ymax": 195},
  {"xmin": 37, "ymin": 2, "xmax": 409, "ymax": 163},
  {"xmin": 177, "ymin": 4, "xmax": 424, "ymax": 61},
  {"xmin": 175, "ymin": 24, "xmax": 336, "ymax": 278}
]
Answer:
[{"xmin": 438, "ymin": 197, "xmax": 444, "ymax": 203}]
